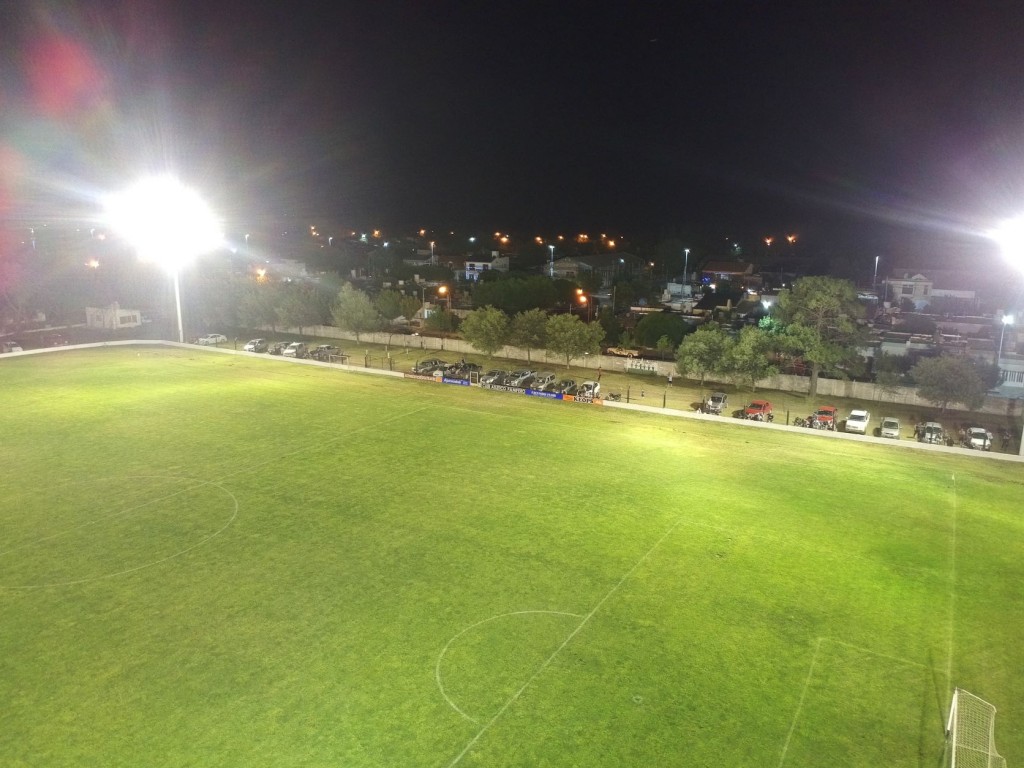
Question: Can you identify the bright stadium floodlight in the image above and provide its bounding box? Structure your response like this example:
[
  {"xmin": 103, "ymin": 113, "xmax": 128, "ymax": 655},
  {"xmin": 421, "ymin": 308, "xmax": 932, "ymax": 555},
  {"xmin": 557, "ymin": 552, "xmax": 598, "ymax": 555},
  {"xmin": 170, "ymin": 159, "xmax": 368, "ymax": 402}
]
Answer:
[{"xmin": 104, "ymin": 176, "xmax": 223, "ymax": 343}]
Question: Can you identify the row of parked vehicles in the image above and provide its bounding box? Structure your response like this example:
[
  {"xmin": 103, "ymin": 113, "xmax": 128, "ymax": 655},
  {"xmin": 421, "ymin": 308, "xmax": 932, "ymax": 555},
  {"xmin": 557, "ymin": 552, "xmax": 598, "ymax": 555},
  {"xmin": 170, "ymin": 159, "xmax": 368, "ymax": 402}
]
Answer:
[
  {"xmin": 411, "ymin": 359, "xmax": 602, "ymax": 396},
  {"xmin": 241, "ymin": 338, "xmax": 343, "ymax": 361}
]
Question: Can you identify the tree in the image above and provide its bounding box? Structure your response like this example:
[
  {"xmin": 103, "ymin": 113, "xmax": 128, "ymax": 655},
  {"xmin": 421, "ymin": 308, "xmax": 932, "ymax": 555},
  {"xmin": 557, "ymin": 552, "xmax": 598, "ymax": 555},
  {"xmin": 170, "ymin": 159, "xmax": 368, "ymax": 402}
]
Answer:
[
  {"xmin": 331, "ymin": 283, "xmax": 381, "ymax": 342},
  {"xmin": 655, "ymin": 335, "xmax": 675, "ymax": 360},
  {"xmin": 277, "ymin": 287, "xmax": 323, "ymax": 334},
  {"xmin": 545, "ymin": 313, "xmax": 605, "ymax": 368},
  {"xmin": 238, "ymin": 284, "xmax": 280, "ymax": 331},
  {"xmin": 727, "ymin": 326, "xmax": 778, "ymax": 391},
  {"xmin": 509, "ymin": 309, "xmax": 549, "ymax": 362},
  {"xmin": 460, "ymin": 306, "xmax": 509, "ymax": 358},
  {"xmin": 675, "ymin": 324, "xmax": 733, "ymax": 388},
  {"xmin": 423, "ymin": 306, "xmax": 457, "ymax": 334},
  {"xmin": 776, "ymin": 276, "xmax": 867, "ymax": 398},
  {"xmin": 472, "ymin": 276, "xmax": 557, "ymax": 314},
  {"xmin": 374, "ymin": 289, "xmax": 405, "ymax": 323},
  {"xmin": 911, "ymin": 355, "xmax": 987, "ymax": 413},
  {"xmin": 633, "ymin": 312, "xmax": 689, "ymax": 348}
]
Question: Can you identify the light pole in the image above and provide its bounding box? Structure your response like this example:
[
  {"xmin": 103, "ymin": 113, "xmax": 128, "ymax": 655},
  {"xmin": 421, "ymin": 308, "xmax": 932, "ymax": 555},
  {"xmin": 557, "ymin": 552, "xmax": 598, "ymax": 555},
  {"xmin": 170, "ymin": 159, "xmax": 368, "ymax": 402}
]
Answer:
[
  {"xmin": 103, "ymin": 176, "xmax": 222, "ymax": 343},
  {"xmin": 438, "ymin": 285, "xmax": 452, "ymax": 312},
  {"xmin": 991, "ymin": 215, "xmax": 1024, "ymax": 454},
  {"xmin": 998, "ymin": 314, "xmax": 1014, "ymax": 365},
  {"xmin": 683, "ymin": 248, "xmax": 690, "ymax": 285},
  {"xmin": 430, "ymin": 240, "xmax": 435, "ymax": 265},
  {"xmin": 873, "ymin": 255, "xmax": 880, "ymax": 292},
  {"xmin": 548, "ymin": 245, "xmax": 555, "ymax": 278}
]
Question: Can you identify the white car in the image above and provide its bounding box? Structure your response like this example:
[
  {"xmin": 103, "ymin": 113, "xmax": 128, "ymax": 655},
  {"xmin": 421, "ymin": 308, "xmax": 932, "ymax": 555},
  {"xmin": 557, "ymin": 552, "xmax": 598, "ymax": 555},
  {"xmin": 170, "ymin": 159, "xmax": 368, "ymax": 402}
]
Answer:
[
  {"xmin": 879, "ymin": 416, "xmax": 901, "ymax": 439},
  {"xmin": 965, "ymin": 427, "xmax": 993, "ymax": 451},
  {"xmin": 197, "ymin": 333, "xmax": 227, "ymax": 346},
  {"xmin": 577, "ymin": 380, "xmax": 601, "ymax": 397},
  {"xmin": 845, "ymin": 409, "xmax": 870, "ymax": 434}
]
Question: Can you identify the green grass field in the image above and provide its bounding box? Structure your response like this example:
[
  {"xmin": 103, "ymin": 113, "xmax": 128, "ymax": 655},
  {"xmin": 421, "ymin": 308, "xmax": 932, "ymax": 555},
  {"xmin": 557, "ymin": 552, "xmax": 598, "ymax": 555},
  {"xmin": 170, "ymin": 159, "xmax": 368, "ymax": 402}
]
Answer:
[{"xmin": 2, "ymin": 346, "xmax": 1021, "ymax": 767}]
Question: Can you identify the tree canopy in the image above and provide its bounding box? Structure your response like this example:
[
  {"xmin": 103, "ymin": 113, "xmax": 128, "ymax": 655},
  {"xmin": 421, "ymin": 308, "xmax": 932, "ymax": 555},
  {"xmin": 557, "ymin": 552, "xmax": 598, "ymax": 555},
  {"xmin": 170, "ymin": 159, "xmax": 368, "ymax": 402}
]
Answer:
[
  {"xmin": 331, "ymin": 283, "xmax": 381, "ymax": 342},
  {"xmin": 911, "ymin": 355, "xmax": 987, "ymax": 412},
  {"xmin": 776, "ymin": 276, "xmax": 867, "ymax": 398},
  {"xmin": 545, "ymin": 314, "xmax": 605, "ymax": 368},
  {"xmin": 675, "ymin": 323, "xmax": 733, "ymax": 388},
  {"xmin": 508, "ymin": 309, "xmax": 549, "ymax": 362},
  {"xmin": 460, "ymin": 306, "xmax": 509, "ymax": 358}
]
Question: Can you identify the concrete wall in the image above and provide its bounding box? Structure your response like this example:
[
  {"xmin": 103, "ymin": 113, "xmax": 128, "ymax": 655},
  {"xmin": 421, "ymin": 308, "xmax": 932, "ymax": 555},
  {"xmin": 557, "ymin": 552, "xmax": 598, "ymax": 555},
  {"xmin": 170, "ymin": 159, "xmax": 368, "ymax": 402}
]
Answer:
[{"xmin": 279, "ymin": 325, "xmax": 1019, "ymax": 416}]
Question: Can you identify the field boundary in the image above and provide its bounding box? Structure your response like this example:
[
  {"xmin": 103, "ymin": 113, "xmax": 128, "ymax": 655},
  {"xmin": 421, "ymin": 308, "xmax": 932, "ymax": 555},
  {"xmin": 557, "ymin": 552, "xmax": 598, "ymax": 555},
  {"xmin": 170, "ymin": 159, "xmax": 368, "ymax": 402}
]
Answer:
[{"xmin": 10, "ymin": 340, "xmax": 1020, "ymax": 463}]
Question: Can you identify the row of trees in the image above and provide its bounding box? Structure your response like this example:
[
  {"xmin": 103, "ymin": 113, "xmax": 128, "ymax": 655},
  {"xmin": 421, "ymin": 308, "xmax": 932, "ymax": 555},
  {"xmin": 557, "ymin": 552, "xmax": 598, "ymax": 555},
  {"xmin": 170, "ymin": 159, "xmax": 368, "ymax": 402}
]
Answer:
[{"xmin": 675, "ymin": 277, "xmax": 997, "ymax": 411}]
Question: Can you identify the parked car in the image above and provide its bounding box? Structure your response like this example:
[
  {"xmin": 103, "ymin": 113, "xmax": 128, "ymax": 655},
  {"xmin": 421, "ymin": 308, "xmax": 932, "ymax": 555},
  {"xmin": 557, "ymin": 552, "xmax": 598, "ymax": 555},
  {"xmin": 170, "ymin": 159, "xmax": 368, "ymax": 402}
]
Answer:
[
  {"xmin": 556, "ymin": 379, "xmax": 578, "ymax": 394},
  {"xmin": 197, "ymin": 333, "xmax": 227, "ymax": 346},
  {"xmin": 919, "ymin": 422, "xmax": 945, "ymax": 444},
  {"xmin": 42, "ymin": 333, "xmax": 69, "ymax": 346},
  {"xmin": 705, "ymin": 392, "xmax": 728, "ymax": 414},
  {"xmin": 744, "ymin": 400, "xmax": 773, "ymax": 421},
  {"xmin": 605, "ymin": 347, "xmax": 640, "ymax": 357},
  {"xmin": 243, "ymin": 338, "xmax": 269, "ymax": 353},
  {"xmin": 412, "ymin": 358, "xmax": 446, "ymax": 374},
  {"xmin": 531, "ymin": 372, "xmax": 557, "ymax": 389},
  {"xmin": 845, "ymin": 409, "xmax": 871, "ymax": 434},
  {"xmin": 965, "ymin": 426, "xmax": 993, "ymax": 450},
  {"xmin": 283, "ymin": 342, "xmax": 307, "ymax": 358},
  {"xmin": 480, "ymin": 369, "xmax": 508, "ymax": 385},
  {"xmin": 577, "ymin": 380, "xmax": 601, "ymax": 397},
  {"xmin": 268, "ymin": 341, "xmax": 289, "ymax": 355},
  {"xmin": 507, "ymin": 370, "xmax": 536, "ymax": 387},
  {"xmin": 1, "ymin": 340, "xmax": 24, "ymax": 353},
  {"xmin": 810, "ymin": 406, "xmax": 838, "ymax": 430},
  {"xmin": 312, "ymin": 344, "xmax": 340, "ymax": 361},
  {"xmin": 879, "ymin": 416, "xmax": 901, "ymax": 439}
]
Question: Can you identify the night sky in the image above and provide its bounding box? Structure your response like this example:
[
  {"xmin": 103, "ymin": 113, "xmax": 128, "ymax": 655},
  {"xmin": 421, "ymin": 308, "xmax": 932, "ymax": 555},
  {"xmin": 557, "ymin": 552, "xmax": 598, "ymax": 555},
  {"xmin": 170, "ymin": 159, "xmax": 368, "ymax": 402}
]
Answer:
[{"xmin": 4, "ymin": 1, "xmax": 1024, "ymax": 268}]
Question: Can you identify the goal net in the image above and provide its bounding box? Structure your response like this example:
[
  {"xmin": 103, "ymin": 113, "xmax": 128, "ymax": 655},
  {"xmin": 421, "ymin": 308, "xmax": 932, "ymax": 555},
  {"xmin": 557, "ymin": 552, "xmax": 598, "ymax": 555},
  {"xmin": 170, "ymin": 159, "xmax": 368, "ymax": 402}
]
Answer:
[{"xmin": 946, "ymin": 688, "xmax": 1007, "ymax": 768}]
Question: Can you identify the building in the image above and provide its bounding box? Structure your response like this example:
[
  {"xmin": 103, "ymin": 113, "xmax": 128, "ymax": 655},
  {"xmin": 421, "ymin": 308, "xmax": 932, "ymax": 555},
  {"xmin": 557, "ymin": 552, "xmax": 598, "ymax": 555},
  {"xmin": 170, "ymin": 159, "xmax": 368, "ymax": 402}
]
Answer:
[
  {"xmin": 881, "ymin": 271, "xmax": 977, "ymax": 312},
  {"xmin": 463, "ymin": 253, "xmax": 510, "ymax": 281},
  {"xmin": 85, "ymin": 303, "xmax": 142, "ymax": 330}
]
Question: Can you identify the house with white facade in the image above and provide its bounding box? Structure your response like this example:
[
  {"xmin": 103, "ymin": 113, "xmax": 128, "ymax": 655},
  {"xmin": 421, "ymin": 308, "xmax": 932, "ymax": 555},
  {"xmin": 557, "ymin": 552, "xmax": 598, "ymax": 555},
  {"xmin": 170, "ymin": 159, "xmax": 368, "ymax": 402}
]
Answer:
[{"xmin": 86, "ymin": 303, "xmax": 142, "ymax": 330}]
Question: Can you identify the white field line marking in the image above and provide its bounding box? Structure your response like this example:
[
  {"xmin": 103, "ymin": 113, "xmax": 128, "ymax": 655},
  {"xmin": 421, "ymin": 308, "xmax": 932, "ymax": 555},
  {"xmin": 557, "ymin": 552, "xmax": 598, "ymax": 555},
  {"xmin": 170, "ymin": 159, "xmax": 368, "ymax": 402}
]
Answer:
[
  {"xmin": 946, "ymin": 473, "xmax": 958, "ymax": 689},
  {"xmin": 0, "ymin": 476, "xmax": 215, "ymax": 557},
  {"xmin": 821, "ymin": 637, "xmax": 932, "ymax": 671},
  {"xmin": 435, "ymin": 611, "xmax": 582, "ymax": 724},
  {"xmin": 777, "ymin": 635, "xmax": 937, "ymax": 768},
  {"xmin": 445, "ymin": 514, "xmax": 688, "ymax": 768},
  {"xmin": 4, "ymin": 481, "xmax": 239, "ymax": 589},
  {"xmin": 777, "ymin": 637, "xmax": 823, "ymax": 768}
]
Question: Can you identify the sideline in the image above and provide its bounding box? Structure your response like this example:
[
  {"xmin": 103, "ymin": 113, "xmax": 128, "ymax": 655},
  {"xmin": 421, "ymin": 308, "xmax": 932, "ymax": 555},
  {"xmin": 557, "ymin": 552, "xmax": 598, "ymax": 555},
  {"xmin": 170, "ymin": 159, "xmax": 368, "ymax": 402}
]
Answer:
[{"xmin": 7, "ymin": 340, "xmax": 1021, "ymax": 463}]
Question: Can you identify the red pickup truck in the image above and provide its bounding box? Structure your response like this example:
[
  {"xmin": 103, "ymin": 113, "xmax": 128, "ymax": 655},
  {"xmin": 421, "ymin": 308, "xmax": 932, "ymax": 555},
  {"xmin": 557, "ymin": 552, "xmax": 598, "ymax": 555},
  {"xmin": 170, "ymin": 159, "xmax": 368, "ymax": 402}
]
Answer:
[{"xmin": 744, "ymin": 400, "xmax": 773, "ymax": 421}]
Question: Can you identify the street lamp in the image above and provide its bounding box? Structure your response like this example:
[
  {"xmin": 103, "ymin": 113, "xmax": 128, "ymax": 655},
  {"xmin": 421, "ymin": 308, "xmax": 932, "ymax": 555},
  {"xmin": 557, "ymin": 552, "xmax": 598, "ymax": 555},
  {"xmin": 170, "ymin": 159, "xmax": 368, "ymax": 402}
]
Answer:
[
  {"xmin": 577, "ymin": 292, "xmax": 590, "ymax": 321},
  {"xmin": 437, "ymin": 285, "xmax": 452, "ymax": 312},
  {"xmin": 430, "ymin": 240, "xmax": 436, "ymax": 265},
  {"xmin": 548, "ymin": 244, "xmax": 555, "ymax": 277},
  {"xmin": 683, "ymin": 248, "xmax": 690, "ymax": 285},
  {"xmin": 873, "ymin": 255, "xmax": 880, "ymax": 292},
  {"xmin": 103, "ymin": 175, "xmax": 222, "ymax": 343}
]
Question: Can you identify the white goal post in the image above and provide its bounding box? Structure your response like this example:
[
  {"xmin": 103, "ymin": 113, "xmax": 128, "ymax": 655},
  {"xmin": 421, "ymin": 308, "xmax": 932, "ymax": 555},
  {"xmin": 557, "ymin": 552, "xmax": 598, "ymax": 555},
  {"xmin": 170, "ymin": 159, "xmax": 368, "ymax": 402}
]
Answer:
[{"xmin": 946, "ymin": 688, "xmax": 1007, "ymax": 768}]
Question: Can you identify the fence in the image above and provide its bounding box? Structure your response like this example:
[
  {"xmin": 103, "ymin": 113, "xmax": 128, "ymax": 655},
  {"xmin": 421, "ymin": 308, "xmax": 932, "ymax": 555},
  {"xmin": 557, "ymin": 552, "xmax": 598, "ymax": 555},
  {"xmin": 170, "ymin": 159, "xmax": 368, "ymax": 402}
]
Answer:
[{"xmin": 274, "ymin": 325, "xmax": 1019, "ymax": 416}]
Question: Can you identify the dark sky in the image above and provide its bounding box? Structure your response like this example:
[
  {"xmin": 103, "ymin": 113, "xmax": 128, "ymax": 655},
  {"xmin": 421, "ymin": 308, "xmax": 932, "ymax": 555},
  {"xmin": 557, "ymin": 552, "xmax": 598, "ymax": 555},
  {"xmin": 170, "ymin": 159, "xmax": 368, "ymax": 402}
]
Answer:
[{"xmin": 4, "ymin": 1, "xmax": 1024, "ymax": 267}]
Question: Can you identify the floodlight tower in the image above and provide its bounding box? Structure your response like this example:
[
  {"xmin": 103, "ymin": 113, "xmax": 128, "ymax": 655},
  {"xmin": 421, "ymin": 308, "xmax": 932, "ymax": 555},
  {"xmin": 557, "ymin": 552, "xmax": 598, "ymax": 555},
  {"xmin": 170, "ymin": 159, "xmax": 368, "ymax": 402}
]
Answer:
[
  {"xmin": 991, "ymin": 215, "xmax": 1024, "ymax": 454},
  {"xmin": 104, "ymin": 176, "xmax": 223, "ymax": 343}
]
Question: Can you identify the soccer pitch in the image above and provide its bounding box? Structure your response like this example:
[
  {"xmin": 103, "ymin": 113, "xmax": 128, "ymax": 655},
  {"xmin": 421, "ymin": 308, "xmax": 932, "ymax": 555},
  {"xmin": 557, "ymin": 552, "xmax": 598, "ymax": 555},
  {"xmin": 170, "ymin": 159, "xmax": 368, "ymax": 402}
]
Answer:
[{"xmin": 2, "ymin": 346, "xmax": 1021, "ymax": 767}]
